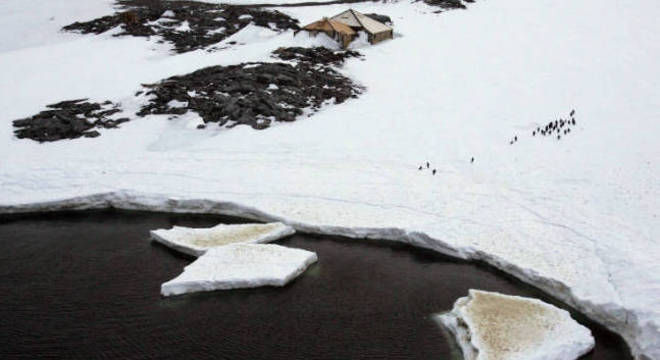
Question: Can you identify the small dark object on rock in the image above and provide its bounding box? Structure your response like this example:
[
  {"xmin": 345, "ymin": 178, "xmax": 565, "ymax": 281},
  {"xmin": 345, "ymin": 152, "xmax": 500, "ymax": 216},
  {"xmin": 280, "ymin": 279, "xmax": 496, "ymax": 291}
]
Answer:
[
  {"xmin": 197, "ymin": 124, "xmax": 206, "ymax": 129},
  {"xmin": 119, "ymin": 11, "xmax": 140, "ymax": 25}
]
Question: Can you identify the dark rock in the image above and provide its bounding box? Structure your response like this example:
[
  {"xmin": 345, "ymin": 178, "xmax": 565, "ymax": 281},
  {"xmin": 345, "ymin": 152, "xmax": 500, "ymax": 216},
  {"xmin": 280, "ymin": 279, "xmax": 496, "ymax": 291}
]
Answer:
[
  {"xmin": 272, "ymin": 47, "xmax": 362, "ymax": 66},
  {"xmin": 63, "ymin": 0, "xmax": 299, "ymax": 54},
  {"xmin": 12, "ymin": 100, "xmax": 126, "ymax": 142},
  {"xmin": 137, "ymin": 60, "xmax": 363, "ymax": 130},
  {"xmin": 420, "ymin": 0, "xmax": 470, "ymax": 11},
  {"xmin": 84, "ymin": 131, "xmax": 102, "ymax": 138}
]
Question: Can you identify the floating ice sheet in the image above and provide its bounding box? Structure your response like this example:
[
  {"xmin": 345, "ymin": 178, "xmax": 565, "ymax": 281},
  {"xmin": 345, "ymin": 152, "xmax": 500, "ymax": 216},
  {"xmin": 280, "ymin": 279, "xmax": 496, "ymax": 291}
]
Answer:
[
  {"xmin": 161, "ymin": 243, "xmax": 317, "ymax": 296},
  {"xmin": 436, "ymin": 289, "xmax": 595, "ymax": 360},
  {"xmin": 150, "ymin": 222, "xmax": 295, "ymax": 257}
]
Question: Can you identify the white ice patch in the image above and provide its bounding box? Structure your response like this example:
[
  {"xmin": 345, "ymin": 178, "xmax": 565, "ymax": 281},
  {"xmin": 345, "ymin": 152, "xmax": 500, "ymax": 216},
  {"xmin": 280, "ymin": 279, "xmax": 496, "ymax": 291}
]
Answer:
[
  {"xmin": 437, "ymin": 290, "xmax": 595, "ymax": 360},
  {"xmin": 174, "ymin": 20, "xmax": 191, "ymax": 32},
  {"xmin": 267, "ymin": 83, "xmax": 279, "ymax": 90},
  {"xmin": 238, "ymin": 14, "xmax": 253, "ymax": 21},
  {"xmin": 160, "ymin": 243, "xmax": 317, "ymax": 296},
  {"xmin": 150, "ymin": 222, "xmax": 295, "ymax": 257},
  {"xmin": 208, "ymin": 27, "xmax": 226, "ymax": 35},
  {"xmin": 167, "ymin": 99, "xmax": 188, "ymax": 108},
  {"xmin": 161, "ymin": 10, "xmax": 175, "ymax": 18}
]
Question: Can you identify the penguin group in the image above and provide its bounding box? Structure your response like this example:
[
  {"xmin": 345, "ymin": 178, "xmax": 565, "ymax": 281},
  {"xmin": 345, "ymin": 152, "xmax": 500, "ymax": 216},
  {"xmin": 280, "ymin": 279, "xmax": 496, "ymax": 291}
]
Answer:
[
  {"xmin": 418, "ymin": 161, "xmax": 437, "ymax": 175},
  {"xmin": 532, "ymin": 110, "xmax": 577, "ymax": 141},
  {"xmin": 509, "ymin": 135, "xmax": 518, "ymax": 145},
  {"xmin": 418, "ymin": 158, "xmax": 474, "ymax": 175}
]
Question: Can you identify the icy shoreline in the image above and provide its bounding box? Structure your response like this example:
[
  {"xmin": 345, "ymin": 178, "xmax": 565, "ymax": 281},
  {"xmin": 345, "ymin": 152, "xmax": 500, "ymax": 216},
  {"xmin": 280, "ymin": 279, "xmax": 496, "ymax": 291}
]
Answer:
[{"xmin": 0, "ymin": 191, "xmax": 650, "ymax": 359}]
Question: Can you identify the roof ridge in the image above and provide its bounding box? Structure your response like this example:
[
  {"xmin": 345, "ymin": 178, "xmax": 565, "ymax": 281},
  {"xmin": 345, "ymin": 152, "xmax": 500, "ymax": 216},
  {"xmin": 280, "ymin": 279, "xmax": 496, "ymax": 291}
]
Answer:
[
  {"xmin": 325, "ymin": 18, "xmax": 338, "ymax": 33},
  {"xmin": 350, "ymin": 9, "xmax": 368, "ymax": 31}
]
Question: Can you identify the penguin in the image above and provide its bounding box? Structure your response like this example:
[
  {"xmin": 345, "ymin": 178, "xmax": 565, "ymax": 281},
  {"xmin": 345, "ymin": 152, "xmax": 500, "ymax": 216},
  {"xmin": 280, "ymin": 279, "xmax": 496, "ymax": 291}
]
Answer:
[
  {"xmin": 514, "ymin": 136, "xmax": 517, "ymax": 142},
  {"xmin": 533, "ymin": 131, "xmax": 536, "ymax": 136},
  {"xmin": 432, "ymin": 169, "xmax": 437, "ymax": 175},
  {"xmin": 557, "ymin": 135, "xmax": 561, "ymax": 140},
  {"xmin": 426, "ymin": 162, "xmax": 430, "ymax": 168},
  {"xmin": 418, "ymin": 166, "xmax": 423, "ymax": 170},
  {"xmin": 471, "ymin": 157, "xmax": 474, "ymax": 163},
  {"xmin": 570, "ymin": 109, "xmax": 575, "ymax": 116}
]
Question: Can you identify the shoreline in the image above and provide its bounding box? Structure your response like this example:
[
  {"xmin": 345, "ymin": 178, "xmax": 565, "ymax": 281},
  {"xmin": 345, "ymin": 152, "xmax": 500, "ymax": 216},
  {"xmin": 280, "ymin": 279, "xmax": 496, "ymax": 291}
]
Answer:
[{"xmin": 0, "ymin": 190, "xmax": 643, "ymax": 359}]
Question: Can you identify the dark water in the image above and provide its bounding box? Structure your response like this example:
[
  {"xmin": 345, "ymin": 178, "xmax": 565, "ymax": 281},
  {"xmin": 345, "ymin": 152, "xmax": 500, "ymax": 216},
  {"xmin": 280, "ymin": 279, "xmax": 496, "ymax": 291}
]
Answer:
[{"xmin": 0, "ymin": 211, "xmax": 631, "ymax": 359}]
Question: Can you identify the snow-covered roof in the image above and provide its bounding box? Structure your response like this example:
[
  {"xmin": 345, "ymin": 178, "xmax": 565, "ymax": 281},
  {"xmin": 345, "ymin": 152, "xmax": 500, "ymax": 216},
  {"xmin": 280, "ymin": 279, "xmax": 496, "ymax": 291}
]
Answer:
[
  {"xmin": 331, "ymin": 9, "xmax": 392, "ymax": 35},
  {"xmin": 302, "ymin": 18, "xmax": 356, "ymax": 36}
]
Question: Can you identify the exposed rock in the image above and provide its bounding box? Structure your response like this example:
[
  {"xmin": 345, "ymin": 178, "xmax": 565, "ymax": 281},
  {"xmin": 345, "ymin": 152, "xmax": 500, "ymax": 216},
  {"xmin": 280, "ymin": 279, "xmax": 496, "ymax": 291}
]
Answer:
[
  {"xmin": 12, "ymin": 99, "xmax": 128, "ymax": 142},
  {"xmin": 420, "ymin": 0, "xmax": 474, "ymax": 11},
  {"xmin": 150, "ymin": 222, "xmax": 296, "ymax": 257},
  {"xmin": 137, "ymin": 61, "xmax": 363, "ymax": 129},
  {"xmin": 272, "ymin": 46, "xmax": 362, "ymax": 66},
  {"xmin": 437, "ymin": 290, "xmax": 595, "ymax": 360},
  {"xmin": 63, "ymin": 0, "xmax": 299, "ymax": 53}
]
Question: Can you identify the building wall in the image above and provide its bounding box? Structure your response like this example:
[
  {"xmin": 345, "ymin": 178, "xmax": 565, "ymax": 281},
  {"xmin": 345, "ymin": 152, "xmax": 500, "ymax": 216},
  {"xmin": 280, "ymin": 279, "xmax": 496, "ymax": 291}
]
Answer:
[{"xmin": 370, "ymin": 30, "xmax": 393, "ymax": 44}]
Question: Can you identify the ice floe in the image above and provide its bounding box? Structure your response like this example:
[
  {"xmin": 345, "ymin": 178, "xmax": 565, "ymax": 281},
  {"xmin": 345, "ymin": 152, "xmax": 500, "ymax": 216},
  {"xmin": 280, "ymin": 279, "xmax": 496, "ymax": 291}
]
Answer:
[
  {"xmin": 161, "ymin": 243, "xmax": 317, "ymax": 296},
  {"xmin": 150, "ymin": 222, "xmax": 295, "ymax": 257},
  {"xmin": 437, "ymin": 289, "xmax": 595, "ymax": 360}
]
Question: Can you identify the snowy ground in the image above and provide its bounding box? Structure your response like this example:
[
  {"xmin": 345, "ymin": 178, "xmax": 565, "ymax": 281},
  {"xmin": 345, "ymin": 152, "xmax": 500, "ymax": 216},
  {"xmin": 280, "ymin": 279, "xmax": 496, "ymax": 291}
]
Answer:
[{"xmin": 0, "ymin": 0, "xmax": 658, "ymax": 358}]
